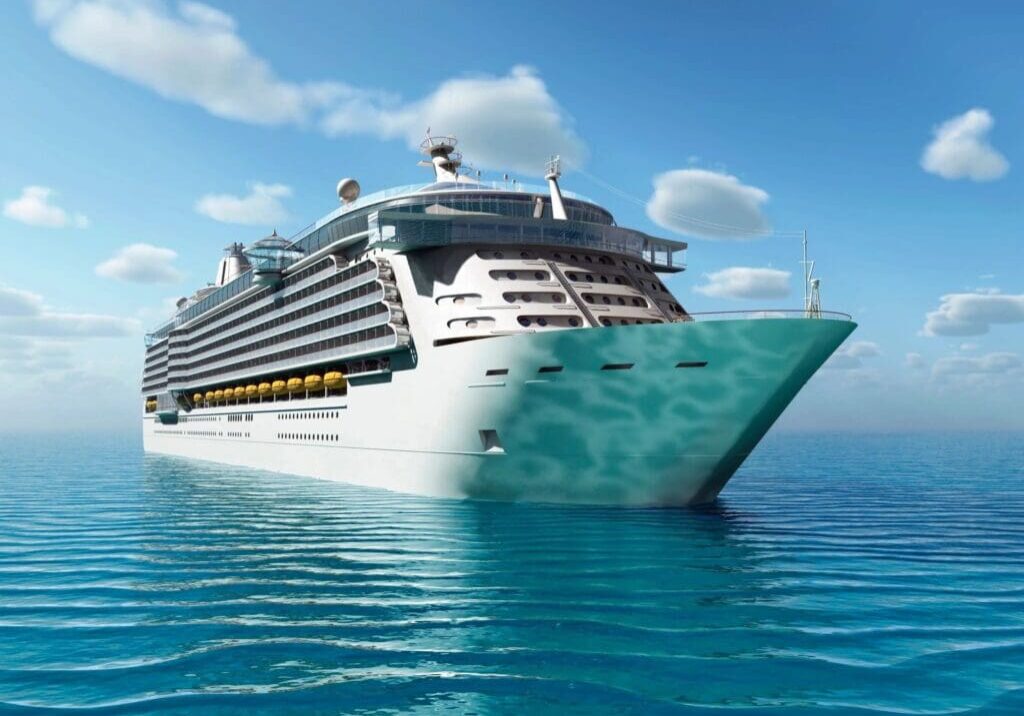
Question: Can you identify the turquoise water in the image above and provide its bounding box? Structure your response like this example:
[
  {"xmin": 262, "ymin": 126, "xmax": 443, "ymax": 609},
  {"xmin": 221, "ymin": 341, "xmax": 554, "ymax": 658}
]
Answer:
[{"xmin": 1, "ymin": 433, "xmax": 1022, "ymax": 714}]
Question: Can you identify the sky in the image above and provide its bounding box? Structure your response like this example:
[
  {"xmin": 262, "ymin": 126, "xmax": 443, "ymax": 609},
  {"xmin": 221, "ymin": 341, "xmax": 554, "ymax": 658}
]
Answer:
[{"xmin": 1, "ymin": 0, "xmax": 1022, "ymax": 433}]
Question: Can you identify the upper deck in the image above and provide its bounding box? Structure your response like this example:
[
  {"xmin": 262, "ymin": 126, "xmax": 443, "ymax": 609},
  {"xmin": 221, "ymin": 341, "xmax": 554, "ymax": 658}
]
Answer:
[{"xmin": 146, "ymin": 180, "xmax": 687, "ymax": 344}]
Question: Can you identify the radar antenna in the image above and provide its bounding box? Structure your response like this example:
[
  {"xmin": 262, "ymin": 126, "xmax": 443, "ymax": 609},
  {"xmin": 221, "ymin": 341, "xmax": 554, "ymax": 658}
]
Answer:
[{"xmin": 418, "ymin": 130, "xmax": 462, "ymax": 182}]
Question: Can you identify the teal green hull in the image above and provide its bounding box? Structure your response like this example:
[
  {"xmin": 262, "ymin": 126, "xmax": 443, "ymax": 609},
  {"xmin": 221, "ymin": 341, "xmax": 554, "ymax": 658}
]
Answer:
[{"xmin": 458, "ymin": 318, "xmax": 855, "ymax": 505}]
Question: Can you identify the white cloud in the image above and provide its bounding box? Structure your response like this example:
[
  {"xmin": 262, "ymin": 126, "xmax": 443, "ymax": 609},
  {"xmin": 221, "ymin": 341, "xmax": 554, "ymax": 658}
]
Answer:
[
  {"xmin": 33, "ymin": 0, "xmax": 325, "ymax": 125},
  {"xmin": 921, "ymin": 108, "xmax": 1009, "ymax": 182},
  {"xmin": 826, "ymin": 340, "xmax": 881, "ymax": 370},
  {"xmin": 322, "ymin": 65, "xmax": 587, "ymax": 174},
  {"xmin": 646, "ymin": 169, "xmax": 770, "ymax": 240},
  {"xmin": 95, "ymin": 243, "xmax": 183, "ymax": 284},
  {"xmin": 3, "ymin": 185, "xmax": 88, "ymax": 228},
  {"xmin": 34, "ymin": 3, "xmax": 584, "ymax": 174},
  {"xmin": 905, "ymin": 352, "xmax": 926, "ymax": 370},
  {"xmin": 922, "ymin": 291, "xmax": 1024, "ymax": 336},
  {"xmin": 0, "ymin": 284, "xmax": 138, "ymax": 337},
  {"xmin": 959, "ymin": 342, "xmax": 978, "ymax": 351},
  {"xmin": 195, "ymin": 182, "xmax": 290, "ymax": 225},
  {"xmin": 932, "ymin": 352, "xmax": 1021, "ymax": 377},
  {"xmin": 0, "ymin": 286, "xmax": 45, "ymax": 316},
  {"xmin": 693, "ymin": 267, "xmax": 790, "ymax": 300}
]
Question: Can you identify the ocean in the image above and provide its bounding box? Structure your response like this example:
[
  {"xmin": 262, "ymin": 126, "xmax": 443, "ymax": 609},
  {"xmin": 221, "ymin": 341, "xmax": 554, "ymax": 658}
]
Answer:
[{"xmin": 0, "ymin": 432, "xmax": 1022, "ymax": 714}]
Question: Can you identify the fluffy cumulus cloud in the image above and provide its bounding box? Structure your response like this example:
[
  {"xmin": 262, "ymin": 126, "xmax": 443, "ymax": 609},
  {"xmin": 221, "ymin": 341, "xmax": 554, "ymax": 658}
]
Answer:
[
  {"xmin": 321, "ymin": 65, "xmax": 586, "ymax": 174},
  {"xmin": 33, "ymin": 2, "xmax": 584, "ymax": 174},
  {"xmin": 195, "ymin": 182, "xmax": 290, "ymax": 225},
  {"xmin": 922, "ymin": 291, "xmax": 1024, "ymax": 336},
  {"xmin": 646, "ymin": 170, "xmax": 770, "ymax": 240},
  {"xmin": 3, "ymin": 186, "xmax": 88, "ymax": 228},
  {"xmin": 826, "ymin": 340, "xmax": 881, "ymax": 370},
  {"xmin": 95, "ymin": 243, "xmax": 183, "ymax": 284},
  {"xmin": 932, "ymin": 352, "xmax": 1022, "ymax": 378},
  {"xmin": 693, "ymin": 267, "xmax": 790, "ymax": 300},
  {"xmin": 921, "ymin": 108, "xmax": 1009, "ymax": 182},
  {"xmin": 0, "ymin": 285, "xmax": 138, "ymax": 337}
]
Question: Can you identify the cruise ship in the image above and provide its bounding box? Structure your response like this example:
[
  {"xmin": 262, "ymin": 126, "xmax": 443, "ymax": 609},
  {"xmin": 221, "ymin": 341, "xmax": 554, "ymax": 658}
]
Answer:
[{"xmin": 142, "ymin": 137, "xmax": 855, "ymax": 506}]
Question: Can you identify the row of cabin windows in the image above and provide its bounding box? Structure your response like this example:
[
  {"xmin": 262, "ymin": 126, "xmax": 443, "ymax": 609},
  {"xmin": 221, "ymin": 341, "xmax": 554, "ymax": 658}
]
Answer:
[
  {"xmin": 518, "ymin": 316, "xmax": 582, "ymax": 328},
  {"xmin": 227, "ymin": 413, "xmax": 253, "ymax": 422},
  {"xmin": 278, "ymin": 433, "xmax": 339, "ymax": 442},
  {"xmin": 583, "ymin": 294, "xmax": 648, "ymax": 308},
  {"xmin": 173, "ymin": 303, "xmax": 389, "ymax": 373},
  {"xmin": 180, "ymin": 256, "xmax": 336, "ymax": 336},
  {"xmin": 599, "ymin": 318, "xmax": 663, "ymax": 326},
  {"xmin": 188, "ymin": 325, "xmax": 394, "ymax": 384},
  {"xmin": 279, "ymin": 411, "xmax": 340, "ymax": 420},
  {"xmin": 178, "ymin": 260, "xmax": 376, "ymax": 351},
  {"xmin": 172, "ymin": 282, "xmax": 385, "ymax": 361}
]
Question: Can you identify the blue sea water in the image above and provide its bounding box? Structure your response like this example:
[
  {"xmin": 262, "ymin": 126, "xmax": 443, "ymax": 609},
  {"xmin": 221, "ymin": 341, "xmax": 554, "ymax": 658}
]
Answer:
[{"xmin": 1, "ymin": 432, "xmax": 1023, "ymax": 715}]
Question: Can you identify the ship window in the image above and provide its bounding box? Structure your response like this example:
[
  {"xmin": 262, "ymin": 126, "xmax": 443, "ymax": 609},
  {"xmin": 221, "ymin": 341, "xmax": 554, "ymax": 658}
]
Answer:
[
  {"xmin": 600, "ymin": 318, "xmax": 611, "ymax": 326},
  {"xmin": 495, "ymin": 251, "xmax": 504, "ymax": 259},
  {"xmin": 506, "ymin": 271, "xmax": 517, "ymax": 280},
  {"xmin": 601, "ymin": 363, "xmax": 634, "ymax": 371},
  {"xmin": 537, "ymin": 318, "xmax": 548, "ymax": 326},
  {"xmin": 585, "ymin": 255, "xmax": 593, "ymax": 263},
  {"xmin": 534, "ymin": 271, "xmax": 546, "ymax": 280},
  {"xmin": 676, "ymin": 361, "xmax": 708, "ymax": 368},
  {"xmin": 568, "ymin": 317, "xmax": 580, "ymax": 327},
  {"xmin": 538, "ymin": 366, "xmax": 563, "ymax": 373},
  {"xmin": 518, "ymin": 317, "xmax": 530, "ymax": 326},
  {"xmin": 486, "ymin": 369, "xmax": 509, "ymax": 376},
  {"xmin": 479, "ymin": 429, "xmax": 504, "ymax": 453}
]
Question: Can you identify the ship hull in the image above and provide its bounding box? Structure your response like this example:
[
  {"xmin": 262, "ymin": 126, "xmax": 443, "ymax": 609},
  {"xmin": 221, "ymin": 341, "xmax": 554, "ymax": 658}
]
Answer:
[{"xmin": 143, "ymin": 317, "xmax": 854, "ymax": 506}]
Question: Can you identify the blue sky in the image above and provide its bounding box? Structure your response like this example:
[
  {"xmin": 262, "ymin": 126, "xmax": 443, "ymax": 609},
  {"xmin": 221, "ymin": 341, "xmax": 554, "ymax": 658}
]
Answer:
[{"xmin": 1, "ymin": 0, "xmax": 1021, "ymax": 432}]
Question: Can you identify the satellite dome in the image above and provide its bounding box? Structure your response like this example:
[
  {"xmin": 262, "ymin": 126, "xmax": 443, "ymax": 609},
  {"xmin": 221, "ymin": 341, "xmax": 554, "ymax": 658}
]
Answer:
[{"xmin": 337, "ymin": 178, "xmax": 361, "ymax": 205}]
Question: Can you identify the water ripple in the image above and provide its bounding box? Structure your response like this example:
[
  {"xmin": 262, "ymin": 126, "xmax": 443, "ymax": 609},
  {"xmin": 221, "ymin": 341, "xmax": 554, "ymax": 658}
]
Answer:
[{"xmin": 0, "ymin": 431, "xmax": 1022, "ymax": 714}]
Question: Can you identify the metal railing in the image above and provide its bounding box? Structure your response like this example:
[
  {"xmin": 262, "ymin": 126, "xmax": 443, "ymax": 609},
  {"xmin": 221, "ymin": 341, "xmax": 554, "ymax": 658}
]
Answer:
[{"xmin": 684, "ymin": 309, "xmax": 853, "ymax": 321}]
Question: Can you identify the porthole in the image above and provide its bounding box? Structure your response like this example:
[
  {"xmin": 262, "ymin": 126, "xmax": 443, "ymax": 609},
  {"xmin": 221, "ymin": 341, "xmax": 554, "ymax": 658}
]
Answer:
[
  {"xmin": 522, "ymin": 294, "xmax": 532, "ymax": 303},
  {"xmin": 567, "ymin": 272, "xmax": 578, "ymax": 281},
  {"xmin": 585, "ymin": 255, "xmax": 593, "ymax": 263},
  {"xmin": 518, "ymin": 316, "xmax": 530, "ymax": 326},
  {"xmin": 466, "ymin": 319, "xmax": 478, "ymax": 329},
  {"xmin": 602, "ymin": 296, "xmax": 610, "ymax": 304},
  {"xmin": 534, "ymin": 271, "xmax": 545, "ymax": 280},
  {"xmin": 585, "ymin": 274, "xmax": 594, "ymax": 282},
  {"xmin": 537, "ymin": 317, "xmax": 548, "ymax": 326},
  {"xmin": 600, "ymin": 318, "xmax": 611, "ymax": 326},
  {"xmin": 505, "ymin": 295, "xmax": 516, "ymax": 303},
  {"xmin": 617, "ymin": 297, "xmax": 625, "ymax": 305},
  {"xmin": 495, "ymin": 251, "xmax": 504, "ymax": 259},
  {"xmin": 520, "ymin": 251, "xmax": 530, "ymax": 259},
  {"xmin": 506, "ymin": 271, "xmax": 517, "ymax": 280},
  {"xmin": 568, "ymin": 317, "xmax": 580, "ymax": 327}
]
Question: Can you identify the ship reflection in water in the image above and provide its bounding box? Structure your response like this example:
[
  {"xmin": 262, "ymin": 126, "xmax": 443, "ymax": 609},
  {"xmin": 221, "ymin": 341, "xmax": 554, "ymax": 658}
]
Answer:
[{"xmin": 1, "ymin": 432, "xmax": 1022, "ymax": 714}]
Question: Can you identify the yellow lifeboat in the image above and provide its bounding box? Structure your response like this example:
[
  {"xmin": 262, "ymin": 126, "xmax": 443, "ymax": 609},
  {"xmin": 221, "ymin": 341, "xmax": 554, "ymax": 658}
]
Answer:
[
  {"xmin": 205, "ymin": 390, "xmax": 215, "ymax": 402},
  {"xmin": 324, "ymin": 371, "xmax": 347, "ymax": 389},
  {"xmin": 258, "ymin": 382, "xmax": 272, "ymax": 396},
  {"xmin": 192, "ymin": 392, "xmax": 203, "ymax": 403},
  {"xmin": 214, "ymin": 389, "xmax": 224, "ymax": 401},
  {"xmin": 144, "ymin": 400, "xmax": 157, "ymax": 411},
  {"xmin": 271, "ymin": 380, "xmax": 287, "ymax": 394},
  {"xmin": 245, "ymin": 384, "xmax": 258, "ymax": 397},
  {"xmin": 304, "ymin": 374, "xmax": 323, "ymax": 391},
  {"xmin": 287, "ymin": 377, "xmax": 304, "ymax": 392},
  {"xmin": 234, "ymin": 386, "xmax": 246, "ymax": 399}
]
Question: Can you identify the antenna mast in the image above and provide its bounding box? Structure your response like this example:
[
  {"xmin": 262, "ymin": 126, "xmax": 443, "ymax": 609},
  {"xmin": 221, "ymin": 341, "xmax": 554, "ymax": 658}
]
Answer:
[{"xmin": 801, "ymin": 230, "xmax": 822, "ymax": 318}]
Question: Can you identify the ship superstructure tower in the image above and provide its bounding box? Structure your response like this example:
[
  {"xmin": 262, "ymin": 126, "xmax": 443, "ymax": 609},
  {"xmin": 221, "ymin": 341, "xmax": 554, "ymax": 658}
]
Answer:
[{"xmin": 141, "ymin": 135, "xmax": 854, "ymax": 506}]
